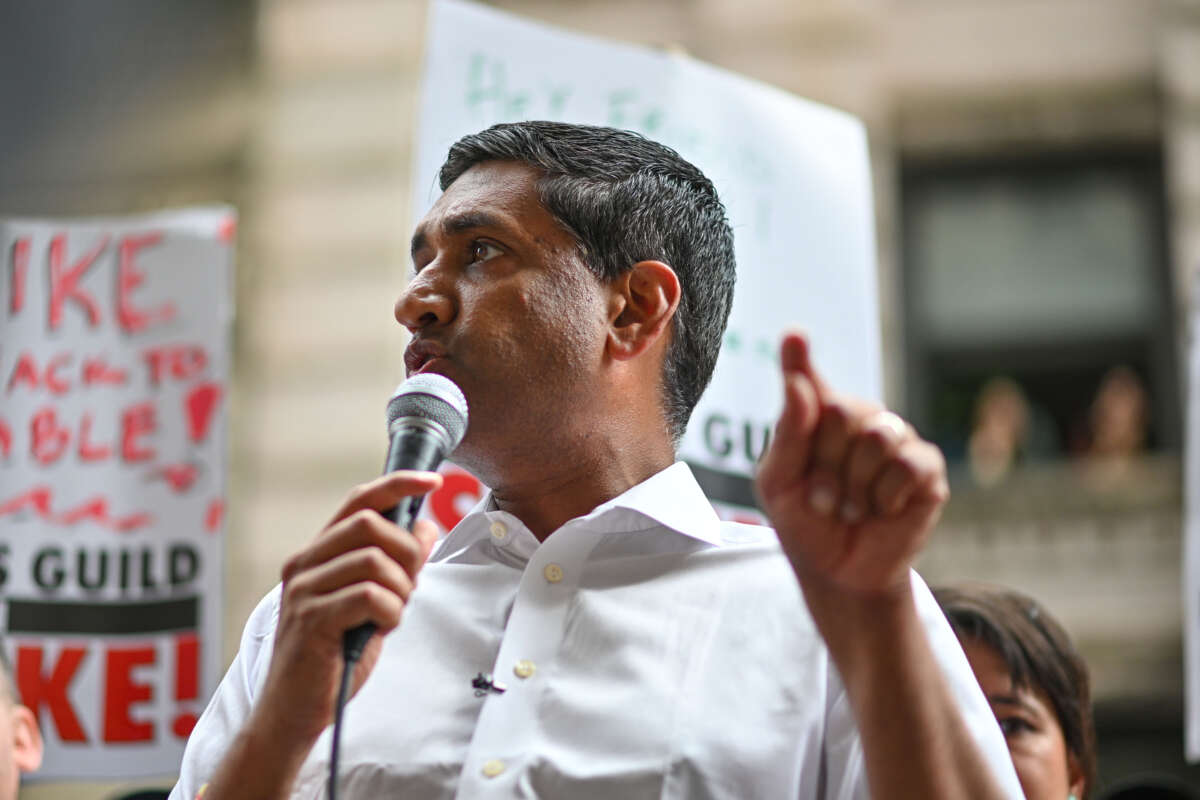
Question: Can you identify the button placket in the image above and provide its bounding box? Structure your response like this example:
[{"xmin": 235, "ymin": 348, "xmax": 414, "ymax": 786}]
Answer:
[{"xmin": 453, "ymin": 527, "xmax": 602, "ymax": 799}]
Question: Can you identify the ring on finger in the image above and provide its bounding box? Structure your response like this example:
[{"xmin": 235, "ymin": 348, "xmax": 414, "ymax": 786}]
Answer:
[{"xmin": 866, "ymin": 410, "xmax": 909, "ymax": 442}]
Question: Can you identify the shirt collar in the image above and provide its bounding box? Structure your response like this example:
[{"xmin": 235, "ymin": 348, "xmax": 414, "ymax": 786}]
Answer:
[
  {"xmin": 570, "ymin": 461, "xmax": 723, "ymax": 545},
  {"xmin": 436, "ymin": 461, "xmax": 724, "ymax": 557}
]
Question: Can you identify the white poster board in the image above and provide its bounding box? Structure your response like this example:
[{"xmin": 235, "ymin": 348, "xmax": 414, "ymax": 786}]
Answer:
[
  {"xmin": 0, "ymin": 208, "xmax": 233, "ymax": 778},
  {"xmin": 1186, "ymin": 273, "xmax": 1200, "ymax": 762},
  {"xmin": 412, "ymin": 0, "xmax": 880, "ymax": 529}
]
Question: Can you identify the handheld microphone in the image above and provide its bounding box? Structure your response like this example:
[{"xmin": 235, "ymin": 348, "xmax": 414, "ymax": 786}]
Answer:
[
  {"xmin": 342, "ymin": 373, "xmax": 469, "ymax": 662},
  {"xmin": 331, "ymin": 373, "xmax": 468, "ymax": 800}
]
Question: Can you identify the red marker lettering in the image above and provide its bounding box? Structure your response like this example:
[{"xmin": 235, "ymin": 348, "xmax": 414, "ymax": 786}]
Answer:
[
  {"xmin": 45, "ymin": 353, "xmax": 71, "ymax": 395},
  {"xmin": 48, "ymin": 233, "xmax": 108, "ymax": 330},
  {"xmin": 117, "ymin": 233, "xmax": 175, "ymax": 333},
  {"xmin": 9, "ymin": 237, "xmax": 29, "ymax": 315},
  {"xmin": 77, "ymin": 412, "xmax": 112, "ymax": 462},
  {"xmin": 143, "ymin": 345, "xmax": 207, "ymax": 386},
  {"xmin": 82, "ymin": 356, "xmax": 129, "ymax": 387},
  {"xmin": 205, "ymin": 498, "xmax": 224, "ymax": 533},
  {"xmin": 30, "ymin": 407, "xmax": 69, "ymax": 466},
  {"xmin": 0, "ymin": 486, "xmax": 152, "ymax": 531},
  {"xmin": 56, "ymin": 496, "xmax": 114, "ymax": 526},
  {"xmin": 185, "ymin": 382, "xmax": 221, "ymax": 443},
  {"xmin": 0, "ymin": 485, "xmax": 52, "ymax": 517},
  {"xmin": 120, "ymin": 402, "xmax": 157, "ymax": 462},
  {"xmin": 6, "ymin": 352, "xmax": 39, "ymax": 393}
]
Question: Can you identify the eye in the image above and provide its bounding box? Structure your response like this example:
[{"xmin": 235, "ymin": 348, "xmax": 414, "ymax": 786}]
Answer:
[
  {"xmin": 997, "ymin": 716, "xmax": 1035, "ymax": 737},
  {"xmin": 468, "ymin": 240, "xmax": 502, "ymax": 264}
]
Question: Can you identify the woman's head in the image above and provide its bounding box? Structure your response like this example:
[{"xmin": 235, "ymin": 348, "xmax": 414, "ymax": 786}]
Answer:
[{"xmin": 934, "ymin": 584, "xmax": 1096, "ymax": 800}]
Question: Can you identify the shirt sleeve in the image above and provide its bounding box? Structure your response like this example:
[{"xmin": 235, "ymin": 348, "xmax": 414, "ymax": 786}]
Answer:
[
  {"xmin": 168, "ymin": 586, "xmax": 282, "ymax": 800},
  {"xmin": 819, "ymin": 570, "xmax": 1025, "ymax": 800}
]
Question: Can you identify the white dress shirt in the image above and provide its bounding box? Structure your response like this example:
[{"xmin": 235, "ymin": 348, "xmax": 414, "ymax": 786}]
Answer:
[{"xmin": 171, "ymin": 462, "xmax": 1022, "ymax": 799}]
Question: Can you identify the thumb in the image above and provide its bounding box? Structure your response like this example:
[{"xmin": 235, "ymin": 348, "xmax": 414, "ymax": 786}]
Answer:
[
  {"xmin": 780, "ymin": 330, "xmax": 832, "ymax": 401},
  {"xmin": 759, "ymin": 334, "xmax": 821, "ymax": 488}
]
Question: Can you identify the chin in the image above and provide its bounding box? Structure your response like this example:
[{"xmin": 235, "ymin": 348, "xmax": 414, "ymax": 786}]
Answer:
[{"xmin": 451, "ymin": 433, "xmax": 516, "ymax": 489}]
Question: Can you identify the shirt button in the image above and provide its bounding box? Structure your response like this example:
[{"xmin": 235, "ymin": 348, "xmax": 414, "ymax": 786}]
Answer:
[
  {"xmin": 513, "ymin": 659, "xmax": 537, "ymax": 679},
  {"xmin": 543, "ymin": 563, "xmax": 564, "ymax": 583},
  {"xmin": 482, "ymin": 759, "xmax": 506, "ymax": 778},
  {"xmin": 489, "ymin": 521, "xmax": 508, "ymax": 540}
]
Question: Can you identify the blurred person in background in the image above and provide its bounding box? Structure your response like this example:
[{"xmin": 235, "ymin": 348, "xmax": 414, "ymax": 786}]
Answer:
[
  {"xmin": 968, "ymin": 377, "xmax": 1032, "ymax": 487},
  {"xmin": 935, "ymin": 584, "xmax": 1096, "ymax": 800},
  {"xmin": 966, "ymin": 376, "xmax": 1063, "ymax": 487},
  {"xmin": 0, "ymin": 645, "xmax": 43, "ymax": 800},
  {"xmin": 1081, "ymin": 365, "xmax": 1149, "ymax": 488}
]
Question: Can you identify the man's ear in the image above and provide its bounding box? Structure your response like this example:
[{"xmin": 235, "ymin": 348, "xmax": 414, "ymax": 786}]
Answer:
[
  {"xmin": 11, "ymin": 705, "xmax": 43, "ymax": 774},
  {"xmin": 607, "ymin": 260, "xmax": 680, "ymax": 361}
]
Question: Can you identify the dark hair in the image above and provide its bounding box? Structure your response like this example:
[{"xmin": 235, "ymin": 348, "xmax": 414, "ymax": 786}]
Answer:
[
  {"xmin": 935, "ymin": 584, "xmax": 1097, "ymax": 799},
  {"xmin": 438, "ymin": 121, "xmax": 737, "ymax": 442}
]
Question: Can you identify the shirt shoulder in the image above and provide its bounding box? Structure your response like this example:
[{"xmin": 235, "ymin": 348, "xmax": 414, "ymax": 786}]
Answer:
[
  {"xmin": 169, "ymin": 585, "xmax": 283, "ymax": 800},
  {"xmin": 693, "ymin": 520, "xmax": 812, "ymax": 624}
]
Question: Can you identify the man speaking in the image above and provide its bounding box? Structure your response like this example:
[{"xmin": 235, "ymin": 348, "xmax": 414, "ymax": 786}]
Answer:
[{"xmin": 172, "ymin": 122, "xmax": 1021, "ymax": 798}]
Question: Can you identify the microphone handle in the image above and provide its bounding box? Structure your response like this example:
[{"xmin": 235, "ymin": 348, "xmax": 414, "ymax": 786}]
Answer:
[{"xmin": 343, "ymin": 424, "xmax": 447, "ymax": 662}]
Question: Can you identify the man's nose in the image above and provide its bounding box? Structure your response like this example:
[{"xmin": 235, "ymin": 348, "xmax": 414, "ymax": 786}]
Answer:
[{"xmin": 394, "ymin": 270, "xmax": 455, "ymax": 332}]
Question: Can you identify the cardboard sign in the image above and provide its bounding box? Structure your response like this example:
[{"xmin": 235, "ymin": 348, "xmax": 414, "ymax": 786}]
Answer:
[
  {"xmin": 411, "ymin": 0, "xmax": 881, "ymax": 530},
  {"xmin": 0, "ymin": 208, "xmax": 233, "ymax": 778}
]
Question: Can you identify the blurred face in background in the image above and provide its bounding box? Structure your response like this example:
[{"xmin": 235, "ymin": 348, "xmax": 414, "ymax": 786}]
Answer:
[
  {"xmin": 0, "ymin": 680, "xmax": 42, "ymax": 800},
  {"xmin": 961, "ymin": 638, "xmax": 1085, "ymax": 800}
]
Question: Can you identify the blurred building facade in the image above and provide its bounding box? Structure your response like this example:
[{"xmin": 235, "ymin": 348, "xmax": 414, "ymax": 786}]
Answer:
[{"xmin": 3, "ymin": 0, "xmax": 1200, "ymax": 796}]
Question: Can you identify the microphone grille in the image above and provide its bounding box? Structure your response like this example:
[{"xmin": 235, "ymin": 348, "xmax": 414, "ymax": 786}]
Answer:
[{"xmin": 386, "ymin": 374, "xmax": 469, "ymax": 448}]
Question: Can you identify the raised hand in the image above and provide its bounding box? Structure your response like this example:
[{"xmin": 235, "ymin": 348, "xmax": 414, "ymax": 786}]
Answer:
[{"xmin": 756, "ymin": 331, "xmax": 948, "ymax": 597}]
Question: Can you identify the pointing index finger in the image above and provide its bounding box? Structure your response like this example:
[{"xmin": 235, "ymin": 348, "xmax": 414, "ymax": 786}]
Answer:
[{"xmin": 327, "ymin": 471, "xmax": 444, "ymax": 529}]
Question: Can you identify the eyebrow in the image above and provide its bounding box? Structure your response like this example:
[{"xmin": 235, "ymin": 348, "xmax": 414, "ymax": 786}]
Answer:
[
  {"xmin": 987, "ymin": 693, "xmax": 1039, "ymax": 713},
  {"xmin": 410, "ymin": 211, "xmax": 507, "ymax": 260}
]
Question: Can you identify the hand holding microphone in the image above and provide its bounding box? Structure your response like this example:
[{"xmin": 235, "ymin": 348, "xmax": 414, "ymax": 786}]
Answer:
[
  {"xmin": 245, "ymin": 375, "xmax": 468, "ymax": 768},
  {"xmin": 344, "ymin": 374, "xmax": 470, "ymax": 660}
]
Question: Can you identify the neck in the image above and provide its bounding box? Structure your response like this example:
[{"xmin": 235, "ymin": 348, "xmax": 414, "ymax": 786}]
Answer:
[{"xmin": 486, "ymin": 430, "xmax": 676, "ymax": 541}]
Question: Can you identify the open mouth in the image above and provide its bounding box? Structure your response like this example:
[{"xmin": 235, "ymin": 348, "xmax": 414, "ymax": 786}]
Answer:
[{"xmin": 404, "ymin": 340, "xmax": 450, "ymax": 376}]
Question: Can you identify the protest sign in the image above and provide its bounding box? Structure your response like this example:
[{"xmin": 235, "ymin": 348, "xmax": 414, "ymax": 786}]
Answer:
[
  {"xmin": 0, "ymin": 207, "xmax": 233, "ymax": 778},
  {"xmin": 1186, "ymin": 274, "xmax": 1200, "ymax": 761},
  {"xmin": 411, "ymin": 0, "xmax": 881, "ymax": 530}
]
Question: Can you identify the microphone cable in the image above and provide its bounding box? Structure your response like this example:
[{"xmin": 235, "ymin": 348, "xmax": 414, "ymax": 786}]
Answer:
[
  {"xmin": 326, "ymin": 374, "xmax": 468, "ymax": 799},
  {"xmin": 328, "ymin": 643, "xmax": 359, "ymax": 800}
]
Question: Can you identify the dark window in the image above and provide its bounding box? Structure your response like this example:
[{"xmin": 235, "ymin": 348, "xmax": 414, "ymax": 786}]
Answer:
[{"xmin": 901, "ymin": 151, "xmax": 1178, "ymax": 484}]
